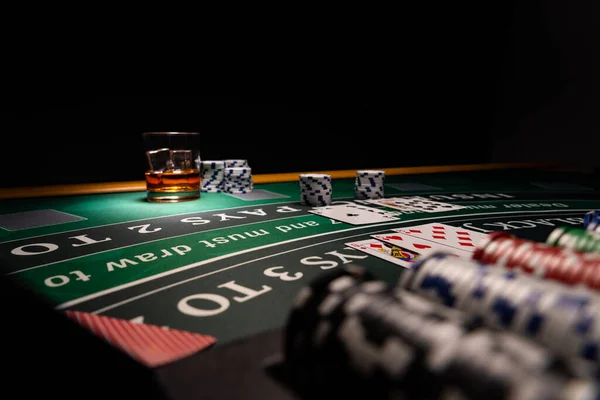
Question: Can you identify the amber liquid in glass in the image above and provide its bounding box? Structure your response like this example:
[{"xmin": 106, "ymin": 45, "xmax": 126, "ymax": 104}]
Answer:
[{"xmin": 145, "ymin": 169, "xmax": 200, "ymax": 202}]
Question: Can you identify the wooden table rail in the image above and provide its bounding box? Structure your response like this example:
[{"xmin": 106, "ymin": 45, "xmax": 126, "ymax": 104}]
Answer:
[{"xmin": 0, "ymin": 162, "xmax": 561, "ymax": 200}]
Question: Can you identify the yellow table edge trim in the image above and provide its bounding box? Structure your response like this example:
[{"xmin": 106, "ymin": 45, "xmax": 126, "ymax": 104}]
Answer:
[{"xmin": 0, "ymin": 162, "xmax": 563, "ymax": 200}]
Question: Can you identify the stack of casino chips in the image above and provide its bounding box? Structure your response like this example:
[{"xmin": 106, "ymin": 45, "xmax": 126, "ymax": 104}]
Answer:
[
  {"xmin": 200, "ymin": 161, "xmax": 225, "ymax": 192},
  {"xmin": 584, "ymin": 210, "xmax": 600, "ymax": 233},
  {"xmin": 224, "ymin": 167, "xmax": 253, "ymax": 194},
  {"xmin": 546, "ymin": 226, "xmax": 600, "ymax": 253},
  {"xmin": 473, "ymin": 231, "xmax": 600, "ymax": 289},
  {"xmin": 284, "ymin": 266, "xmax": 599, "ymax": 399},
  {"xmin": 299, "ymin": 174, "xmax": 332, "ymax": 207},
  {"xmin": 354, "ymin": 170, "xmax": 385, "ymax": 200},
  {"xmin": 397, "ymin": 251, "xmax": 600, "ymax": 364}
]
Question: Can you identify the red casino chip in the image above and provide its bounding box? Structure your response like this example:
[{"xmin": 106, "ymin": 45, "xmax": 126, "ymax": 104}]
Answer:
[
  {"xmin": 506, "ymin": 241, "xmax": 535, "ymax": 269},
  {"xmin": 536, "ymin": 248, "xmax": 566, "ymax": 279},
  {"xmin": 581, "ymin": 263, "xmax": 600, "ymax": 289},
  {"xmin": 583, "ymin": 264, "xmax": 600, "ymax": 289},
  {"xmin": 472, "ymin": 231, "xmax": 514, "ymax": 261},
  {"xmin": 517, "ymin": 245, "xmax": 549, "ymax": 274},
  {"xmin": 479, "ymin": 237, "xmax": 506, "ymax": 264},
  {"xmin": 516, "ymin": 243, "xmax": 546, "ymax": 272},
  {"xmin": 482, "ymin": 236, "xmax": 518, "ymax": 264},
  {"xmin": 552, "ymin": 253, "xmax": 582, "ymax": 285},
  {"xmin": 496, "ymin": 243, "xmax": 522, "ymax": 267},
  {"xmin": 583, "ymin": 257, "xmax": 600, "ymax": 270},
  {"xmin": 472, "ymin": 231, "xmax": 600, "ymax": 292},
  {"xmin": 567, "ymin": 259, "xmax": 589, "ymax": 286},
  {"xmin": 487, "ymin": 237, "xmax": 521, "ymax": 266},
  {"xmin": 543, "ymin": 251, "xmax": 568, "ymax": 281},
  {"xmin": 579, "ymin": 263, "xmax": 594, "ymax": 286},
  {"xmin": 581, "ymin": 252, "xmax": 600, "ymax": 262},
  {"xmin": 567, "ymin": 255, "xmax": 592, "ymax": 285}
]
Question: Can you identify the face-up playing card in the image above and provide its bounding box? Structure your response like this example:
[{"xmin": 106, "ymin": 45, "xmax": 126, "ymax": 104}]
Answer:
[
  {"xmin": 372, "ymin": 197, "xmax": 466, "ymax": 213},
  {"xmin": 372, "ymin": 232, "xmax": 472, "ymax": 259},
  {"xmin": 393, "ymin": 222, "xmax": 487, "ymax": 252},
  {"xmin": 309, "ymin": 204, "xmax": 400, "ymax": 225},
  {"xmin": 365, "ymin": 198, "xmax": 419, "ymax": 212},
  {"xmin": 345, "ymin": 238, "xmax": 422, "ymax": 267}
]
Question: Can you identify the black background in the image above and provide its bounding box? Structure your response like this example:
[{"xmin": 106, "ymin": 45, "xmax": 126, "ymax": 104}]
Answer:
[{"xmin": 1, "ymin": 2, "xmax": 598, "ymax": 189}]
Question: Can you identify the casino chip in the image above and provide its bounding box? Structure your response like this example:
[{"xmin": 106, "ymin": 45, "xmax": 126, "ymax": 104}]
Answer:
[
  {"xmin": 397, "ymin": 251, "xmax": 600, "ymax": 364},
  {"xmin": 224, "ymin": 167, "xmax": 253, "ymax": 194},
  {"xmin": 200, "ymin": 161, "xmax": 225, "ymax": 192},
  {"xmin": 354, "ymin": 170, "xmax": 385, "ymax": 200},
  {"xmin": 299, "ymin": 174, "xmax": 332, "ymax": 207},
  {"xmin": 224, "ymin": 159, "xmax": 249, "ymax": 168},
  {"xmin": 584, "ymin": 210, "xmax": 600, "ymax": 230},
  {"xmin": 474, "ymin": 231, "xmax": 600, "ymax": 288},
  {"xmin": 546, "ymin": 227, "xmax": 600, "ymax": 254},
  {"xmin": 285, "ymin": 265, "xmax": 599, "ymax": 398},
  {"xmin": 431, "ymin": 329, "xmax": 596, "ymax": 400},
  {"xmin": 284, "ymin": 265, "xmax": 376, "ymax": 393},
  {"xmin": 285, "ymin": 267, "xmax": 451, "ymax": 397}
]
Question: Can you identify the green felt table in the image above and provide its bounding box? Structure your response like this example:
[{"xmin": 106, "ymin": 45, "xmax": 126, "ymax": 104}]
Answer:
[{"xmin": 1, "ymin": 163, "xmax": 598, "ymax": 349}]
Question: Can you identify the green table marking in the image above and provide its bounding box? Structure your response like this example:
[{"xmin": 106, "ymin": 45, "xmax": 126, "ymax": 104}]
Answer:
[
  {"xmin": 15, "ymin": 216, "xmax": 353, "ymax": 305},
  {"xmin": 1, "ymin": 168, "xmax": 600, "ymax": 346}
]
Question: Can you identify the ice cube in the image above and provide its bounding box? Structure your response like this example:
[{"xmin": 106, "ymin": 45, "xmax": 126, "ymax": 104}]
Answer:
[
  {"xmin": 170, "ymin": 150, "xmax": 193, "ymax": 170},
  {"xmin": 146, "ymin": 148, "xmax": 171, "ymax": 172}
]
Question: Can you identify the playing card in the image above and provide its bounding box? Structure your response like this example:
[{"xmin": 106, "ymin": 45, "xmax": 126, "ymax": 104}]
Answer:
[
  {"xmin": 365, "ymin": 198, "xmax": 419, "ymax": 212},
  {"xmin": 372, "ymin": 232, "xmax": 472, "ymax": 259},
  {"xmin": 393, "ymin": 222, "xmax": 486, "ymax": 252},
  {"xmin": 65, "ymin": 311, "xmax": 216, "ymax": 368},
  {"xmin": 374, "ymin": 196, "xmax": 466, "ymax": 213},
  {"xmin": 308, "ymin": 204, "xmax": 400, "ymax": 225},
  {"xmin": 345, "ymin": 238, "xmax": 422, "ymax": 267}
]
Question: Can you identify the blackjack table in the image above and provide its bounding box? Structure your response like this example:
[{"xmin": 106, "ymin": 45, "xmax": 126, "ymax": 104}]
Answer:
[{"xmin": 2, "ymin": 162, "xmax": 600, "ymax": 400}]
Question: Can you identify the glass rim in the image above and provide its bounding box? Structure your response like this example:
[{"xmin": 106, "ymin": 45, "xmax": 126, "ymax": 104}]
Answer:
[{"xmin": 143, "ymin": 132, "xmax": 200, "ymax": 136}]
